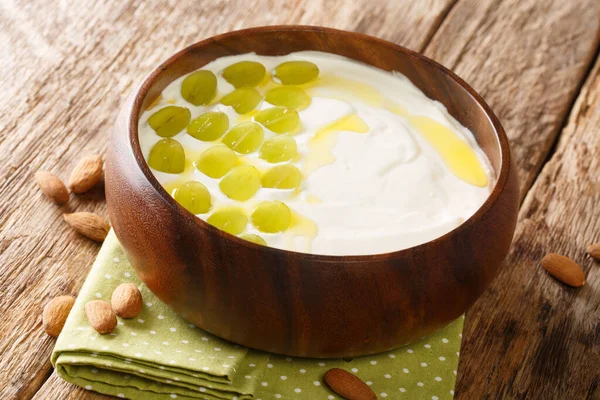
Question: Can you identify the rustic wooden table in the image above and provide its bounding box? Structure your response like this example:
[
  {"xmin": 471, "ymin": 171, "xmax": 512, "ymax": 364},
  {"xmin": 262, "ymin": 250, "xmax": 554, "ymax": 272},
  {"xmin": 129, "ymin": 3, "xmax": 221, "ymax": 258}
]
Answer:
[{"xmin": 1, "ymin": 0, "xmax": 599, "ymax": 399}]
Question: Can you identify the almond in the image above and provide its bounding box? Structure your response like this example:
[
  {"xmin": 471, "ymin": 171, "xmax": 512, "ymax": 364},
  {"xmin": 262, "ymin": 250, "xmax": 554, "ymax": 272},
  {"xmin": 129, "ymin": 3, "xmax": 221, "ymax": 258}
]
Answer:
[
  {"xmin": 111, "ymin": 283, "xmax": 143, "ymax": 318},
  {"xmin": 68, "ymin": 155, "xmax": 103, "ymax": 194},
  {"xmin": 324, "ymin": 368, "xmax": 376, "ymax": 400},
  {"xmin": 63, "ymin": 212, "xmax": 110, "ymax": 242},
  {"xmin": 587, "ymin": 243, "xmax": 600, "ymax": 261},
  {"xmin": 43, "ymin": 295, "xmax": 76, "ymax": 337},
  {"xmin": 541, "ymin": 253, "xmax": 585, "ymax": 287},
  {"xmin": 35, "ymin": 171, "xmax": 69, "ymax": 205},
  {"xmin": 85, "ymin": 300, "xmax": 117, "ymax": 334}
]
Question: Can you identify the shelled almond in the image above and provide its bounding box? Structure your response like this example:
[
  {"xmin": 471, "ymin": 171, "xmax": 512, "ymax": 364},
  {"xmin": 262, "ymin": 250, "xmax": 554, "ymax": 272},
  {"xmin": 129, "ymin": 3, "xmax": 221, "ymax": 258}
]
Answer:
[
  {"xmin": 541, "ymin": 253, "xmax": 585, "ymax": 287},
  {"xmin": 111, "ymin": 283, "xmax": 143, "ymax": 318},
  {"xmin": 35, "ymin": 171, "xmax": 69, "ymax": 205},
  {"xmin": 85, "ymin": 300, "xmax": 117, "ymax": 334},
  {"xmin": 63, "ymin": 212, "xmax": 110, "ymax": 242},
  {"xmin": 324, "ymin": 368, "xmax": 376, "ymax": 400},
  {"xmin": 587, "ymin": 243, "xmax": 600, "ymax": 260},
  {"xmin": 68, "ymin": 155, "xmax": 103, "ymax": 194},
  {"xmin": 42, "ymin": 295, "xmax": 76, "ymax": 336}
]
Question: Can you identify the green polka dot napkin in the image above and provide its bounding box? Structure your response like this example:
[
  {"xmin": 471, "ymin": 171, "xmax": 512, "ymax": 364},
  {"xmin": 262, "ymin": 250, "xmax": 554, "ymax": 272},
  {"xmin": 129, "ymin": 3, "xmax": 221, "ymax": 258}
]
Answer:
[{"xmin": 52, "ymin": 231, "xmax": 463, "ymax": 399}]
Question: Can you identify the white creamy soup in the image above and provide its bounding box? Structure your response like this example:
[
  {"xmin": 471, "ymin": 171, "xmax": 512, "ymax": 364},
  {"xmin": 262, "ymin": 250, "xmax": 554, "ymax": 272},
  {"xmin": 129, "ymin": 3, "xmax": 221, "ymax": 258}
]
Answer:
[{"xmin": 138, "ymin": 51, "xmax": 493, "ymax": 255}]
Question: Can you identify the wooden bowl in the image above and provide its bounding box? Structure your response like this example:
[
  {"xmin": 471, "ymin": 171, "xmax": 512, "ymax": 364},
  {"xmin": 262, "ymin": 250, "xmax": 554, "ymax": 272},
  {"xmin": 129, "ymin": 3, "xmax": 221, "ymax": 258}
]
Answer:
[{"xmin": 106, "ymin": 26, "xmax": 519, "ymax": 358}]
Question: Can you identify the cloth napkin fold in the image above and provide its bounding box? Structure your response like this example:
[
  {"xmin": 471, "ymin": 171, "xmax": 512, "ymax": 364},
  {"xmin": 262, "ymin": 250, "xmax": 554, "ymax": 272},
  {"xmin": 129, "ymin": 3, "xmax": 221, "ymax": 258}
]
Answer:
[{"xmin": 53, "ymin": 231, "xmax": 463, "ymax": 399}]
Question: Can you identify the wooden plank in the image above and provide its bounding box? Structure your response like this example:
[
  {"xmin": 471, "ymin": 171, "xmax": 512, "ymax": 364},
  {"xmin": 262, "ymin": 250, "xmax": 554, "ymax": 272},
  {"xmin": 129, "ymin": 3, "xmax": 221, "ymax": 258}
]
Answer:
[
  {"xmin": 425, "ymin": 0, "xmax": 600, "ymax": 200},
  {"xmin": 4, "ymin": 0, "xmax": 600, "ymax": 398},
  {"xmin": 0, "ymin": 0, "xmax": 455, "ymax": 398},
  {"xmin": 32, "ymin": 374, "xmax": 112, "ymax": 400},
  {"xmin": 422, "ymin": 1, "xmax": 600, "ymax": 397},
  {"xmin": 456, "ymin": 52, "xmax": 600, "ymax": 399}
]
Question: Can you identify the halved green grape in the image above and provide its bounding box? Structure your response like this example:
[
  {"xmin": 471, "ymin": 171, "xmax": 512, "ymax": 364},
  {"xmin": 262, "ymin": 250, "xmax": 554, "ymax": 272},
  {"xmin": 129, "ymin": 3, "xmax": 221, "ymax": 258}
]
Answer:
[
  {"xmin": 222, "ymin": 61, "xmax": 266, "ymax": 88},
  {"xmin": 186, "ymin": 111, "xmax": 229, "ymax": 141},
  {"xmin": 274, "ymin": 61, "xmax": 319, "ymax": 85},
  {"xmin": 207, "ymin": 207, "xmax": 248, "ymax": 235},
  {"xmin": 259, "ymin": 135, "xmax": 298, "ymax": 163},
  {"xmin": 264, "ymin": 86, "xmax": 311, "ymax": 110},
  {"xmin": 195, "ymin": 145, "xmax": 237, "ymax": 178},
  {"xmin": 148, "ymin": 138, "xmax": 185, "ymax": 173},
  {"xmin": 251, "ymin": 201, "xmax": 291, "ymax": 233},
  {"xmin": 254, "ymin": 107, "xmax": 300, "ymax": 134},
  {"xmin": 239, "ymin": 233, "xmax": 267, "ymax": 246},
  {"xmin": 220, "ymin": 87, "xmax": 262, "ymax": 114},
  {"xmin": 261, "ymin": 164, "xmax": 302, "ymax": 189},
  {"xmin": 219, "ymin": 165, "xmax": 261, "ymax": 201},
  {"xmin": 173, "ymin": 181, "xmax": 211, "ymax": 214},
  {"xmin": 222, "ymin": 122, "xmax": 264, "ymax": 154},
  {"xmin": 148, "ymin": 106, "xmax": 191, "ymax": 137},
  {"xmin": 181, "ymin": 70, "xmax": 217, "ymax": 105}
]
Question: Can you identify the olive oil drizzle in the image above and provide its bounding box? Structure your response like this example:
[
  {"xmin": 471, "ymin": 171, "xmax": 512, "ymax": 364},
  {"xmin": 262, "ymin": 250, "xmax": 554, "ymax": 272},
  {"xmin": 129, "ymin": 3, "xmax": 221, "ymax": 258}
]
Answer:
[{"xmin": 148, "ymin": 59, "xmax": 489, "ymax": 253}]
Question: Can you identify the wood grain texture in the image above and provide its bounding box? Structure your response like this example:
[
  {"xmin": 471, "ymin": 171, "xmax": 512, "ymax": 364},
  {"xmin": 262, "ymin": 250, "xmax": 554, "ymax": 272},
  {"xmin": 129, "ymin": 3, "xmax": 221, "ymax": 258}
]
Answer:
[
  {"xmin": 455, "ymin": 53, "xmax": 600, "ymax": 399},
  {"xmin": 425, "ymin": 0, "xmax": 600, "ymax": 200},
  {"xmin": 0, "ymin": 0, "xmax": 598, "ymax": 398},
  {"xmin": 32, "ymin": 374, "xmax": 112, "ymax": 400},
  {"xmin": 0, "ymin": 0, "xmax": 455, "ymax": 398}
]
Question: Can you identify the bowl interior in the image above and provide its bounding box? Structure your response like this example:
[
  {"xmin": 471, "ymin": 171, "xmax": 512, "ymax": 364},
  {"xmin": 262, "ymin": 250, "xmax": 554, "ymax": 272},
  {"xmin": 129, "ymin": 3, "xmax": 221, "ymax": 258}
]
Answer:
[{"xmin": 130, "ymin": 25, "xmax": 508, "ymax": 258}]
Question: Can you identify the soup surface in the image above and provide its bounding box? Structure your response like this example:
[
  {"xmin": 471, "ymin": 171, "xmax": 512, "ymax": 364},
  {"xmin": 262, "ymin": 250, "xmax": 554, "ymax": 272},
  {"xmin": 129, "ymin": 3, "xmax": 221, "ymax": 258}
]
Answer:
[{"xmin": 138, "ymin": 51, "xmax": 493, "ymax": 255}]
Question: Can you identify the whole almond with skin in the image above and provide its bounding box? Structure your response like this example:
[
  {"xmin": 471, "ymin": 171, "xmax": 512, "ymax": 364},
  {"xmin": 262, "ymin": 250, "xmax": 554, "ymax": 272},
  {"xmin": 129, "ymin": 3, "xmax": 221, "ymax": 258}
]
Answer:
[
  {"xmin": 111, "ymin": 283, "xmax": 143, "ymax": 318},
  {"xmin": 68, "ymin": 155, "xmax": 103, "ymax": 193},
  {"xmin": 324, "ymin": 368, "xmax": 376, "ymax": 400},
  {"xmin": 541, "ymin": 253, "xmax": 585, "ymax": 287},
  {"xmin": 35, "ymin": 171, "xmax": 69, "ymax": 205},
  {"xmin": 43, "ymin": 295, "xmax": 75, "ymax": 336},
  {"xmin": 63, "ymin": 212, "xmax": 110, "ymax": 242},
  {"xmin": 587, "ymin": 243, "xmax": 600, "ymax": 261},
  {"xmin": 85, "ymin": 300, "xmax": 117, "ymax": 334}
]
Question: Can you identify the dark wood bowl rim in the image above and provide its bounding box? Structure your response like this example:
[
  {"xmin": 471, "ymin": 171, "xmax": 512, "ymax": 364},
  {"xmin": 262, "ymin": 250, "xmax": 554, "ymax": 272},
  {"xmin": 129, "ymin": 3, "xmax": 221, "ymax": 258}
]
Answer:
[{"xmin": 126, "ymin": 25, "xmax": 511, "ymax": 263}]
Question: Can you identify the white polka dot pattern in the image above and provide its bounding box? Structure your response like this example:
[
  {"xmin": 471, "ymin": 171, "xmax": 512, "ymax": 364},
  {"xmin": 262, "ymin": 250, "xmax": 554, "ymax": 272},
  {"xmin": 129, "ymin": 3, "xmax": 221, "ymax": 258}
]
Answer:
[{"xmin": 51, "ymin": 232, "xmax": 462, "ymax": 399}]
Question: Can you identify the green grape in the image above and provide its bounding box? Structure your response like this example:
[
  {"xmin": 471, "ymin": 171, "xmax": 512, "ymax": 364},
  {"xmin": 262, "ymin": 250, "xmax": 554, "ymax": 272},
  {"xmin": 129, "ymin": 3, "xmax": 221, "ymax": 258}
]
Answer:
[
  {"xmin": 148, "ymin": 138, "xmax": 186, "ymax": 174},
  {"xmin": 222, "ymin": 122, "xmax": 264, "ymax": 154},
  {"xmin": 181, "ymin": 70, "xmax": 217, "ymax": 105},
  {"xmin": 207, "ymin": 207, "xmax": 248, "ymax": 235},
  {"xmin": 264, "ymin": 86, "xmax": 311, "ymax": 110},
  {"xmin": 259, "ymin": 135, "xmax": 297, "ymax": 163},
  {"xmin": 186, "ymin": 111, "xmax": 229, "ymax": 141},
  {"xmin": 274, "ymin": 61, "xmax": 319, "ymax": 85},
  {"xmin": 251, "ymin": 201, "xmax": 291, "ymax": 233},
  {"xmin": 220, "ymin": 87, "xmax": 262, "ymax": 114},
  {"xmin": 254, "ymin": 107, "xmax": 300, "ymax": 134},
  {"xmin": 173, "ymin": 181, "xmax": 211, "ymax": 214},
  {"xmin": 219, "ymin": 165, "xmax": 261, "ymax": 201},
  {"xmin": 195, "ymin": 145, "xmax": 237, "ymax": 178},
  {"xmin": 261, "ymin": 164, "xmax": 302, "ymax": 189},
  {"xmin": 239, "ymin": 233, "xmax": 267, "ymax": 246},
  {"xmin": 222, "ymin": 61, "xmax": 266, "ymax": 88},
  {"xmin": 148, "ymin": 106, "xmax": 191, "ymax": 137}
]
